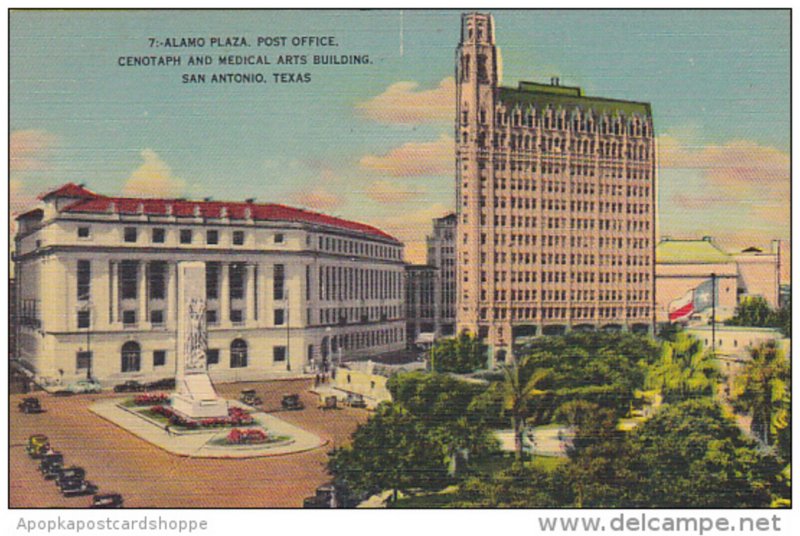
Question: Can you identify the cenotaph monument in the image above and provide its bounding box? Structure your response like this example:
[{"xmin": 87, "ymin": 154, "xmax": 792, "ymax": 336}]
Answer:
[{"xmin": 171, "ymin": 261, "xmax": 229, "ymax": 419}]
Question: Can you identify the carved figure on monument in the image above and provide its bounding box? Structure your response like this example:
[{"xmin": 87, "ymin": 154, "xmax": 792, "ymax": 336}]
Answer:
[{"xmin": 184, "ymin": 298, "xmax": 208, "ymax": 373}]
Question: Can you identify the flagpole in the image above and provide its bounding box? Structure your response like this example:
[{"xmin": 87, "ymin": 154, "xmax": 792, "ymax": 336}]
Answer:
[{"xmin": 711, "ymin": 272, "xmax": 716, "ymax": 355}]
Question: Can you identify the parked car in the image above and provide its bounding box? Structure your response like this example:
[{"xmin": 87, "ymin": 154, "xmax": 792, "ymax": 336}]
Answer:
[
  {"xmin": 239, "ymin": 389, "xmax": 263, "ymax": 406},
  {"xmin": 26, "ymin": 435, "xmax": 50, "ymax": 458},
  {"xmin": 146, "ymin": 378, "xmax": 176, "ymax": 391},
  {"xmin": 18, "ymin": 397, "xmax": 45, "ymax": 414},
  {"xmin": 60, "ymin": 478, "xmax": 98, "ymax": 497},
  {"xmin": 91, "ymin": 493, "xmax": 124, "ymax": 508},
  {"xmin": 281, "ymin": 393, "xmax": 304, "ymax": 411},
  {"xmin": 39, "ymin": 453, "xmax": 64, "ymax": 477},
  {"xmin": 64, "ymin": 379, "xmax": 102, "ymax": 394},
  {"xmin": 302, "ymin": 484, "xmax": 337, "ymax": 508},
  {"xmin": 345, "ymin": 393, "xmax": 367, "ymax": 409},
  {"xmin": 55, "ymin": 467, "xmax": 86, "ymax": 488},
  {"xmin": 113, "ymin": 380, "xmax": 146, "ymax": 393},
  {"xmin": 318, "ymin": 395, "xmax": 337, "ymax": 410}
]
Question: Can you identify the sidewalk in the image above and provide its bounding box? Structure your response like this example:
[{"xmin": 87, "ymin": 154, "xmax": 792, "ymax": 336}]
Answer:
[{"xmin": 90, "ymin": 399, "xmax": 326, "ymax": 458}]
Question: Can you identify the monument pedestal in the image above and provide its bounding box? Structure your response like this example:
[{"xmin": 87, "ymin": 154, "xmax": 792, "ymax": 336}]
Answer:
[{"xmin": 171, "ymin": 394, "xmax": 229, "ymax": 419}]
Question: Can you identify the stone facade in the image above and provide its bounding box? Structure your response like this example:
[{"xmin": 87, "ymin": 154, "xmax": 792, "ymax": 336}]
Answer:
[
  {"xmin": 426, "ymin": 213, "xmax": 457, "ymax": 336},
  {"xmin": 455, "ymin": 13, "xmax": 656, "ymax": 362}
]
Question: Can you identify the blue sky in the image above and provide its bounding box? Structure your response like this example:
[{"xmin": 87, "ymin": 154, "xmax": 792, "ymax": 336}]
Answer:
[{"xmin": 10, "ymin": 9, "xmax": 790, "ymax": 261}]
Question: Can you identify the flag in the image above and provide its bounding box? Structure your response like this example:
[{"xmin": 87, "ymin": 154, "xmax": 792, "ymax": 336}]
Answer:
[{"xmin": 669, "ymin": 278, "xmax": 717, "ymax": 322}]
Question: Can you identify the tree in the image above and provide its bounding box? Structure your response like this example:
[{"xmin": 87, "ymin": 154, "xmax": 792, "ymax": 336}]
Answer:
[
  {"xmin": 328, "ymin": 403, "xmax": 450, "ymax": 503},
  {"xmin": 733, "ymin": 340, "xmax": 790, "ymax": 446},
  {"xmin": 500, "ymin": 355, "xmax": 550, "ymax": 460},
  {"xmin": 726, "ymin": 295, "xmax": 791, "ymax": 337},
  {"xmin": 430, "ymin": 331, "xmax": 487, "ymax": 373},
  {"xmin": 645, "ymin": 332, "xmax": 719, "ymax": 403}
]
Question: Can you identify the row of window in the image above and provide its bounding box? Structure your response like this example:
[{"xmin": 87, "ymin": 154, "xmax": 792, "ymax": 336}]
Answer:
[
  {"xmin": 78, "ymin": 225, "xmax": 260, "ymax": 246},
  {"xmin": 317, "ymin": 235, "xmax": 400, "ymax": 261}
]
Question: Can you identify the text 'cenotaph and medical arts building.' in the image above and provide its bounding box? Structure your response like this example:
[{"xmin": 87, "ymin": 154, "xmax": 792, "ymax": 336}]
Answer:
[
  {"xmin": 456, "ymin": 13, "xmax": 656, "ymax": 363},
  {"xmin": 14, "ymin": 184, "xmax": 405, "ymax": 385}
]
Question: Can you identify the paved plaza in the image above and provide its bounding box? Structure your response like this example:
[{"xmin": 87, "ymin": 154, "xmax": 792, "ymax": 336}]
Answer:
[{"xmin": 10, "ymin": 379, "xmax": 368, "ymax": 508}]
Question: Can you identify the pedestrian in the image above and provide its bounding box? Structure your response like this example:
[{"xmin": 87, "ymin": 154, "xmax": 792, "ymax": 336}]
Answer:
[
  {"xmin": 165, "ymin": 424, "xmax": 172, "ymax": 437},
  {"xmin": 315, "ymin": 374, "xmax": 320, "ymax": 387}
]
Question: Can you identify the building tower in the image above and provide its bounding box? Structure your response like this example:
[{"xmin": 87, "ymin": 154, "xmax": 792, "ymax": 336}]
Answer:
[{"xmin": 455, "ymin": 12, "xmax": 657, "ymax": 364}]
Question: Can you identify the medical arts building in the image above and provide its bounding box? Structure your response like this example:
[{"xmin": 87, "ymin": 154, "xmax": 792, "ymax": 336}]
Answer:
[
  {"xmin": 455, "ymin": 13, "xmax": 657, "ymax": 363},
  {"xmin": 14, "ymin": 184, "xmax": 405, "ymax": 385}
]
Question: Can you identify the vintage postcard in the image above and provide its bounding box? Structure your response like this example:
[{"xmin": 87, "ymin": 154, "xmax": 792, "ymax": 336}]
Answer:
[{"xmin": 7, "ymin": 7, "xmax": 792, "ymax": 521}]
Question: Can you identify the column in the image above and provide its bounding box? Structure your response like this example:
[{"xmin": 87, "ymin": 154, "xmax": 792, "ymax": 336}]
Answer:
[
  {"xmin": 138, "ymin": 261, "xmax": 148, "ymax": 326},
  {"xmin": 167, "ymin": 262, "xmax": 177, "ymax": 330},
  {"xmin": 245, "ymin": 263, "xmax": 256, "ymax": 323},
  {"xmin": 109, "ymin": 261, "xmax": 118, "ymax": 324},
  {"xmin": 220, "ymin": 262, "xmax": 230, "ymax": 325}
]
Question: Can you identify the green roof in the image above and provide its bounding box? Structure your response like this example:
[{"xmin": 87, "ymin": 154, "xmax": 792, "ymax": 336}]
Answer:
[
  {"xmin": 498, "ymin": 81, "xmax": 652, "ymax": 117},
  {"xmin": 656, "ymin": 239, "xmax": 733, "ymax": 264}
]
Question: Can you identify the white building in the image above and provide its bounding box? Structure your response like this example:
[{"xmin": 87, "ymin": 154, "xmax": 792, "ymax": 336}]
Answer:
[{"xmin": 14, "ymin": 184, "xmax": 406, "ymax": 386}]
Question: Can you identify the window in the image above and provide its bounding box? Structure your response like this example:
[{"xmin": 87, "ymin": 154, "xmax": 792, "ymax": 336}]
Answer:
[
  {"xmin": 124, "ymin": 227, "xmax": 137, "ymax": 243},
  {"xmin": 150, "ymin": 310, "xmax": 164, "ymax": 325},
  {"xmin": 230, "ymin": 263, "xmax": 245, "ymax": 299},
  {"xmin": 232, "ymin": 231, "xmax": 245, "ymax": 246},
  {"xmin": 121, "ymin": 341, "xmax": 141, "ymax": 372},
  {"xmin": 274, "ymin": 309, "xmax": 285, "ymax": 326},
  {"xmin": 273, "ymin": 264, "xmax": 285, "ymax": 300},
  {"xmin": 273, "ymin": 346, "xmax": 287, "ymax": 362},
  {"xmin": 76, "ymin": 351, "xmax": 92, "ymax": 371},
  {"xmin": 274, "ymin": 233, "xmax": 284, "ymax": 244},
  {"xmin": 206, "ymin": 262, "xmax": 220, "ymax": 300},
  {"xmin": 207, "ymin": 349, "xmax": 220, "ymax": 365},
  {"xmin": 230, "ymin": 309, "xmax": 243, "ymax": 323},
  {"xmin": 206, "ymin": 230, "xmax": 219, "ymax": 245},
  {"xmin": 152, "ymin": 228, "xmax": 165, "ymax": 243},
  {"xmin": 180, "ymin": 229, "xmax": 192, "ymax": 244},
  {"xmin": 122, "ymin": 310, "xmax": 137, "ymax": 326},
  {"xmin": 153, "ymin": 350, "xmax": 166, "ymax": 367},
  {"xmin": 77, "ymin": 260, "xmax": 91, "ymax": 300},
  {"xmin": 120, "ymin": 261, "xmax": 138, "ymax": 299},
  {"xmin": 230, "ymin": 339, "xmax": 248, "ymax": 368},
  {"xmin": 148, "ymin": 261, "xmax": 166, "ymax": 300},
  {"xmin": 206, "ymin": 309, "xmax": 218, "ymax": 325},
  {"xmin": 77, "ymin": 310, "xmax": 90, "ymax": 329},
  {"xmin": 77, "ymin": 226, "xmax": 90, "ymax": 238}
]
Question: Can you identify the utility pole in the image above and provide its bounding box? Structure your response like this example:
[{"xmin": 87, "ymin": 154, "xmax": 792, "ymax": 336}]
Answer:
[{"xmin": 711, "ymin": 272, "xmax": 717, "ymax": 355}]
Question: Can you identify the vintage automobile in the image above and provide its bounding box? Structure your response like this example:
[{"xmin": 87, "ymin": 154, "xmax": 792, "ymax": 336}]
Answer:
[
  {"xmin": 113, "ymin": 380, "xmax": 146, "ymax": 393},
  {"xmin": 302, "ymin": 484, "xmax": 337, "ymax": 508},
  {"xmin": 62, "ymin": 379, "xmax": 102, "ymax": 395},
  {"xmin": 26, "ymin": 435, "xmax": 50, "ymax": 458},
  {"xmin": 146, "ymin": 378, "xmax": 176, "ymax": 391},
  {"xmin": 55, "ymin": 467, "xmax": 86, "ymax": 488},
  {"xmin": 60, "ymin": 478, "xmax": 98, "ymax": 497},
  {"xmin": 318, "ymin": 395, "xmax": 337, "ymax": 410},
  {"xmin": 345, "ymin": 393, "xmax": 367, "ymax": 409},
  {"xmin": 91, "ymin": 493, "xmax": 124, "ymax": 508},
  {"xmin": 18, "ymin": 397, "xmax": 45, "ymax": 414},
  {"xmin": 39, "ymin": 452, "xmax": 64, "ymax": 477},
  {"xmin": 281, "ymin": 393, "xmax": 304, "ymax": 411},
  {"xmin": 239, "ymin": 389, "xmax": 263, "ymax": 407}
]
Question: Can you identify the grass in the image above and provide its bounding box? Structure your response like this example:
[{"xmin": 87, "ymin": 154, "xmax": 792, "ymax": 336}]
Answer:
[{"xmin": 207, "ymin": 435, "xmax": 291, "ymax": 447}]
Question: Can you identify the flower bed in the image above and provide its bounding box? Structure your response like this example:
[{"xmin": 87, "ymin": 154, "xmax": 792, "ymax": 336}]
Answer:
[
  {"xmin": 145, "ymin": 405, "xmax": 254, "ymax": 430},
  {"xmin": 132, "ymin": 393, "xmax": 170, "ymax": 406},
  {"xmin": 226, "ymin": 428, "xmax": 270, "ymax": 445}
]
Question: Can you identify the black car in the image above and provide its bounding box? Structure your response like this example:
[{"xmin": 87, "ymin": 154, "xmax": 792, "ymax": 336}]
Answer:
[
  {"xmin": 145, "ymin": 378, "xmax": 176, "ymax": 391},
  {"xmin": 39, "ymin": 453, "xmax": 64, "ymax": 477},
  {"xmin": 91, "ymin": 493, "xmax": 124, "ymax": 508},
  {"xmin": 302, "ymin": 484, "xmax": 337, "ymax": 508},
  {"xmin": 18, "ymin": 397, "xmax": 45, "ymax": 414},
  {"xmin": 60, "ymin": 478, "xmax": 98, "ymax": 497},
  {"xmin": 113, "ymin": 380, "xmax": 146, "ymax": 393},
  {"xmin": 281, "ymin": 393, "xmax": 305, "ymax": 411},
  {"xmin": 55, "ymin": 467, "xmax": 86, "ymax": 488}
]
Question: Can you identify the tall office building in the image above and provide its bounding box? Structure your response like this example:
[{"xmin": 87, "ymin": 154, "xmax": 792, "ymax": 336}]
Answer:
[
  {"xmin": 455, "ymin": 13, "xmax": 656, "ymax": 362},
  {"xmin": 426, "ymin": 213, "xmax": 457, "ymax": 336}
]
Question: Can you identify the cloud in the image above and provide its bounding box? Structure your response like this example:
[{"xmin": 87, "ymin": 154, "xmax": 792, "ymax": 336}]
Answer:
[
  {"xmin": 360, "ymin": 135, "xmax": 454, "ymax": 177},
  {"xmin": 289, "ymin": 186, "xmax": 345, "ymax": 211},
  {"xmin": 365, "ymin": 180, "xmax": 426, "ymax": 204},
  {"xmin": 123, "ymin": 149, "xmax": 186, "ymax": 198},
  {"xmin": 355, "ymin": 77, "xmax": 455, "ymax": 124},
  {"xmin": 373, "ymin": 202, "xmax": 452, "ymax": 264},
  {"xmin": 658, "ymin": 136, "xmax": 789, "ymax": 250},
  {"xmin": 10, "ymin": 129, "xmax": 58, "ymax": 173}
]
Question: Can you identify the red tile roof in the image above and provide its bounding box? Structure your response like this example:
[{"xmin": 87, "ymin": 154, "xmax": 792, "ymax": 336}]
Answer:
[{"xmin": 45, "ymin": 185, "xmax": 398, "ymax": 242}]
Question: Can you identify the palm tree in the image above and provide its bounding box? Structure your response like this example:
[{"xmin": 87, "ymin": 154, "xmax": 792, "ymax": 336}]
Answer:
[
  {"xmin": 734, "ymin": 340, "xmax": 789, "ymax": 445},
  {"xmin": 646, "ymin": 333, "xmax": 719, "ymax": 402},
  {"xmin": 501, "ymin": 354, "xmax": 550, "ymax": 460}
]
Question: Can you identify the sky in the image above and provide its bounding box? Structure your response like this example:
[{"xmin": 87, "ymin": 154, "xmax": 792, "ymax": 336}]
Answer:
[{"xmin": 9, "ymin": 9, "xmax": 790, "ymax": 263}]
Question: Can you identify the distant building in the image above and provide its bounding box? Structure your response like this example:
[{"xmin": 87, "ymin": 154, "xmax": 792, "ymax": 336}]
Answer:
[
  {"xmin": 455, "ymin": 13, "xmax": 656, "ymax": 363},
  {"xmin": 426, "ymin": 213, "xmax": 457, "ymax": 336},
  {"xmin": 14, "ymin": 183, "xmax": 406, "ymax": 386},
  {"xmin": 732, "ymin": 240, "xmax": 782, "ymax": 309},
  {"xmin": 404, "ymin": 264, "xmax": 438, "ymax": 348}
]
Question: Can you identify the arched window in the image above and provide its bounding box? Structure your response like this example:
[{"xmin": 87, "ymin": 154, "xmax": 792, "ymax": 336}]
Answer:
[
  {"xmin": 230, "ymin": 339, "xmax": 248, "ymax": 368},
  {"xmin": 121, "ymin": 341, "xmax": 141, "ymax": 373}
]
